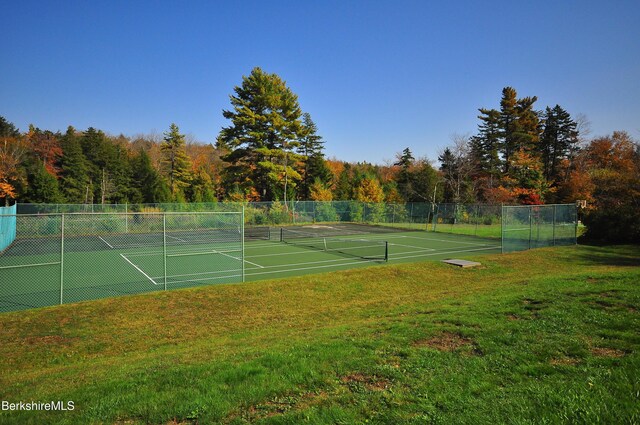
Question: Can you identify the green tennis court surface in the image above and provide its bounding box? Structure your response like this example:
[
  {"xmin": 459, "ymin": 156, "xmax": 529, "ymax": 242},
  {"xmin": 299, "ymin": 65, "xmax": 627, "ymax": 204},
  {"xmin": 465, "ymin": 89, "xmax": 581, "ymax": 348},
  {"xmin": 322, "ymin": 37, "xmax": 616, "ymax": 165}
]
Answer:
[
  {"xmin": 0, "ymin": 224, "xmax": 500, "ymax": 312},
  {"xmin": 243, "ymin": 227, "xmax": 500, "ymax": 281}
]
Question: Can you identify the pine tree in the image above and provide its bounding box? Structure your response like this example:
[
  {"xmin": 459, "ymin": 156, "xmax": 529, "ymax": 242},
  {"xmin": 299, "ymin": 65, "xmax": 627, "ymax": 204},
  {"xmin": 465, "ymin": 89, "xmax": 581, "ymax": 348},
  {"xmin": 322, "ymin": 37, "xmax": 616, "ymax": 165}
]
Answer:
[
  {"xmin": 498, "ymin": 87, "xmax": 539, "ymax": 173},
  {"xmin": 394, "ymin": 147, "xmax": 415, "ymax": 201},
  {"xmin": 0, "ymin": 116, "xmax": 20, "ymax": 138},
  {"xmin": 334, "ymin": 163, "xmax": 353, "ymax": 200},
  {"xmin": 25, "ymin": 160, "xmax": 64, "ymax": 203},
  {"xmin": 297, "ymin": 113, "xmax": 331, "ymax": 199},
  {"xmin": 218, "ymin": 67, "xmax": 305, "ymax": 200},
  {"xmin": 470, "ymin": 108, "xmax": 501, "ymax": 184},
  {"xmin": 409, "ymin": 159, "xmax": 440, "ymax": 203},
  {"xmin": 539, "ymin": 105, "xmax": 579, "ymax": 182},
  {"xmin": 160, "ymin": 123, "xmax": 192, "ymax": 201},
  {"xmin": 499, "ymin": 87, "xmax": 519, "ymax": 173},
  {"xmin": 59, "ymin": 126, "xmax": 91, "ymax": 203},
  {"xmin": 130, "ymin": 149, "xmax": 170, "ymax": 203}
]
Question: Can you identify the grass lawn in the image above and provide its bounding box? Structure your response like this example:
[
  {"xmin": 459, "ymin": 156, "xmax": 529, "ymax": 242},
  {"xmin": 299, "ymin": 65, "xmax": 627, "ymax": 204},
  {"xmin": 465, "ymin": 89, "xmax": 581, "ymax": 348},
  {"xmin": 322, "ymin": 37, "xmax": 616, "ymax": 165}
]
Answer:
[{"xmin": 0, "ymin": 244, "xmax": 638, "ymax": 424}]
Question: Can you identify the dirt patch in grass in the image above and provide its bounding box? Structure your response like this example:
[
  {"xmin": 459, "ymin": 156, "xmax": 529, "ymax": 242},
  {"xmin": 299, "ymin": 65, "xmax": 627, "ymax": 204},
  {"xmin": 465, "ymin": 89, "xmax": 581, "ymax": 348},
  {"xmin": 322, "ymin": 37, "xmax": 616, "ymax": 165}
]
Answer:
[
  {"xmin": 242, "ymin": 390, "xmax": 331, "ymax": 421},
  {"xmin": 413, "ymin": 331, "xmax": 478, "ymax": 354},
  {"xmin": 340, "ymin": 373, "xmax": 391, "ymax": 391},
  {"xmin": 590, "ymin": 347, "xmax": 626, "ymax": 358},
  {"xmin": 550, "ymin": 357, "xmax": 581, "ymax": 366}
]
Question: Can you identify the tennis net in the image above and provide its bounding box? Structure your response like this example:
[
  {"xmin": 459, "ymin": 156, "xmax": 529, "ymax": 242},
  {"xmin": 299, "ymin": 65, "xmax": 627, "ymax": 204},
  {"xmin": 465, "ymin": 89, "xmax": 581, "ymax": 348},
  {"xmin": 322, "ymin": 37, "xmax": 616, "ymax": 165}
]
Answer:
[{"xmin": 280, "ymin": 228, "xmax": 388, "ymax": 261}]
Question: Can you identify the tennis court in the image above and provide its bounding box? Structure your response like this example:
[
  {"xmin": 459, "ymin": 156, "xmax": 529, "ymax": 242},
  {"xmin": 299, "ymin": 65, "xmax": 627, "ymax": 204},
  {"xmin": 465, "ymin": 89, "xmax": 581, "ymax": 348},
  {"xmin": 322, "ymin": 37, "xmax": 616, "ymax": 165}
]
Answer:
[
  {"xmin": 241, "ymin": 223, "xmax": 500, "ymax": 282},
  {"xmin": 0, "ymin": 217, "xmax": 500, "ymax": 312},
  {"xmin": 0, "ymin": 203, "xmax": 579, "ymax": 312}
]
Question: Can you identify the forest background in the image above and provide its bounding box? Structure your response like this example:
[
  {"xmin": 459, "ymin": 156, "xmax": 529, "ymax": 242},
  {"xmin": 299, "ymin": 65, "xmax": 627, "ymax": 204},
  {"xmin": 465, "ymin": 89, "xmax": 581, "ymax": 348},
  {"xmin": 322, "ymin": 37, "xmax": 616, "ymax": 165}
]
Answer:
[{"xmin": 1, "ymin": 68, "xmax": 638, "ymax": 242}]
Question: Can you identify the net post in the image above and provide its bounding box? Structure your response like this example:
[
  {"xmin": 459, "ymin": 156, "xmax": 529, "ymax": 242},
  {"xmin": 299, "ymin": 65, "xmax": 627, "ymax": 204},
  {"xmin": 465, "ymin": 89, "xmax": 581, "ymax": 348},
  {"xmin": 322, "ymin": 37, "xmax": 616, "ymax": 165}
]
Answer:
[
  {"xmin": 60, "ymin": 213, "xmax": 65, "ymax": 305},
  {"xmin": 241, "ymin": 206, "xmax": 245, "ymax": 283},
  {"xmin": 280, "ymin": 227, "xmax": 284, "ymax": 242},
  {"xmin": 385, "ymin": 241, "xmax": 389, "ymax": 262},
  {"xmin": 163, "ymin": 213, "xmax": 167, "ymax": 291}
]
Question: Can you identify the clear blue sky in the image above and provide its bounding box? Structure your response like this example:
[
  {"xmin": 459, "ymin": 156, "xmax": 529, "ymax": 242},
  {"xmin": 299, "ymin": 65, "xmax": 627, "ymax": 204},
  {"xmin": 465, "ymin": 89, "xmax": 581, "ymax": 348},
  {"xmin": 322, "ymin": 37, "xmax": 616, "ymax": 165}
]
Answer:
[{"xmin": 2, "ymin": 0, "xmax": 639, "ymax": 164}]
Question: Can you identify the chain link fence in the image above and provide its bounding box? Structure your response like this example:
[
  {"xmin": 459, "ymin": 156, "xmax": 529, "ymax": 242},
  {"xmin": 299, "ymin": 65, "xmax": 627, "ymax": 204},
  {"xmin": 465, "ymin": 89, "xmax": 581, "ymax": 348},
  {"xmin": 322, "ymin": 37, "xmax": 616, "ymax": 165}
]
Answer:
[
  {"xmin": 17, "ymin": 201, "xmax": 437, "ymax": 230},
  {"xmin": 502, "ymin": 204, "xmax": 578, "ymax": 253},
  {"xmin": 0, "ymin": 210, "xmax": 243, "ymax": 312},
  {"xmin": 431, "ymin": 204, "xmax": 502, "ymax": 239}
]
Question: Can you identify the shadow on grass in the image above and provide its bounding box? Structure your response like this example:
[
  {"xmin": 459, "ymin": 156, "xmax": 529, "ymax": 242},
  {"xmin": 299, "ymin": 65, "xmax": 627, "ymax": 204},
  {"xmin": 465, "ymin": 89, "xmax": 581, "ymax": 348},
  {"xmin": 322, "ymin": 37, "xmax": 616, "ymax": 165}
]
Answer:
[{"xmin": 574, "ymin": 244, "xmax": 640, "ymax": 267}]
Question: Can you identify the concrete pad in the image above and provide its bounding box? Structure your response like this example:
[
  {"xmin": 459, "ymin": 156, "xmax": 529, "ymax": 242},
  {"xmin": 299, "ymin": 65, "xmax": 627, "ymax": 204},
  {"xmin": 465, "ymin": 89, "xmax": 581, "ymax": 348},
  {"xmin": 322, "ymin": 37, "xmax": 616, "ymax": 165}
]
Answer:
[{"xmin": 441, "ymin": 259, "xmax": 482, "ymax": 268}]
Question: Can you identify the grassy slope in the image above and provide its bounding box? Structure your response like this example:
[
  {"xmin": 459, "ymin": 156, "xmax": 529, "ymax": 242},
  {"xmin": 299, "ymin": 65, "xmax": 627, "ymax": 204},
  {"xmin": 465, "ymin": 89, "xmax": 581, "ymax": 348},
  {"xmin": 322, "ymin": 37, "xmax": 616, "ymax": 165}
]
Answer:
[{"xmin": 0, "ymin": 245, "xmax": 638, "ymax": 424}]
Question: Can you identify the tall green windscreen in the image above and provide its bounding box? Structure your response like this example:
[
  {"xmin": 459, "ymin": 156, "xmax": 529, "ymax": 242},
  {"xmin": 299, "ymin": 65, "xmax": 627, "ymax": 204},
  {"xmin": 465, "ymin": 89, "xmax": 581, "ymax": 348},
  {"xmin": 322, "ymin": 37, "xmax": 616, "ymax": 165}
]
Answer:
[
  {"xmin": 0, "ymin": 204, "xmax": 17, "ymax": 252},
  {"xmin": 502, "ymin": 204, "xmax": 577, "ymax": 253}
]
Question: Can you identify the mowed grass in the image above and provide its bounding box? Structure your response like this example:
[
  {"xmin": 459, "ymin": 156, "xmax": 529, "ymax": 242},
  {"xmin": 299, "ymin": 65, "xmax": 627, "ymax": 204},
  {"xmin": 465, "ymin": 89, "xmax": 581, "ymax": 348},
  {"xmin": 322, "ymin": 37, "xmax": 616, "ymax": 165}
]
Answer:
[{"xmin": 0, "ymin": 245, "xmax": 638, "ymax": 424}]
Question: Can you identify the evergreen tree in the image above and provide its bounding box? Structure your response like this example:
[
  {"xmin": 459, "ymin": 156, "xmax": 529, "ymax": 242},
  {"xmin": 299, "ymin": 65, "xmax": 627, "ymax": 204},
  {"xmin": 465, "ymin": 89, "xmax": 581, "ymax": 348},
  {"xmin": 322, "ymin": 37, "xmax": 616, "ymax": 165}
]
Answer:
[
  {"xmin": 439, "ymin": 148, "xmax": 457, "ymax": 202},
  {"xmin": 470, "ymin": 108, "xmax": 501, "ymax": 184},
  {"xmin": 0, "ymin": 116, "xmax": 20, "ymax": 138},
  {"xmin": 160, "ymin": 123, "xmax": 192, "ymax": 201},
  {"xmin": 539, "ymin": 105, "xmax": 579, "ymax": 182},
  {"xmin": 218, "ymin": 67, "xmax": 305, "ymax": 200},
  {"xmin": 499, "ymin": 87, "xmax": 539, "ymax": 173},
  {"xmin": 79, "ymin": 127, "xmax": 110, "ymax": 203},
  {"xmin": 394, "ymin": 147, "xmax": 415, "ymax": 201},
  {"xmin": 187, "ymin": 166, "xmax": 216, "ymax": 203},
  {"xmin": 297, "ymin": 113, "xmax": 331, "ymax": 199},
  {"xmin": 334, "ymin": 163, "xmax": 353, "ymax": 200},
  {"xmin": 78, "ymin": 128, "xmax": 132, "ymax": 204},
  {"xmin": 130, "ymin": 149, "xmax": 170, "ymax": 203},
  {"xmin": 59, "ymin": 126, "xmax": 91, "ymax": 203},
  {"xmin": 25, "ymin": 160, "xmax": 64, "ymax": 203},
  {"xmin": 407, "ymin": 159, "xmax": 440, "ymax": 203},
  {"xmin": 499, "ymin": 87, "xmax": 519, "ymax": 173}
]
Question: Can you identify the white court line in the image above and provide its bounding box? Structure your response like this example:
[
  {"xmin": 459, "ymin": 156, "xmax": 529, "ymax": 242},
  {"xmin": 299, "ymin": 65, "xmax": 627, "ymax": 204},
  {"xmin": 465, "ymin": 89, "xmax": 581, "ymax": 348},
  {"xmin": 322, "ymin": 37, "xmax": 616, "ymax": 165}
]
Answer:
[
  {"xmin": 164, "ymin": 259, "xmax": 379, "ymax": 284},
  {"xmin": 389, "ymin": 245, "xmax": 501, "ymax": 260},
  {"xmin": 166, "ymin": 234, "xmax": 188, "ymax": 242},
  {"xmin": 151, "ymin": 244, "xmax": 502, "ymax": 284},
  {"xmin": 390, "ymin": 242, "xmax": 435, "ymax": 251},
  {"xmin": 165, "ymin": 249, "xmax": 264, "ymax": 268},
  {"xmin": 158, "ymin": 255, "xmax": 366, "ymax": 280},
  {"xmin": 398, "ymin": 235, "xmax": 496, "ymax": 246},
  {"xmin": 98, "ymin": 236, "xmax": 114, "ymax": 248},
  {"xmin": 120, "ymin": 254, "xmax": 159, "ymax": 285},
  {"xmin": 0, "ymin": 261, "xmax": 61, "ymax": 270},
  {"xmin": 216, "ymin": 250, "xmax": 264, "ymax": 268},
  {"xmin": 168, "ymin": 274, "xmax": 243, "ymax": 285}
]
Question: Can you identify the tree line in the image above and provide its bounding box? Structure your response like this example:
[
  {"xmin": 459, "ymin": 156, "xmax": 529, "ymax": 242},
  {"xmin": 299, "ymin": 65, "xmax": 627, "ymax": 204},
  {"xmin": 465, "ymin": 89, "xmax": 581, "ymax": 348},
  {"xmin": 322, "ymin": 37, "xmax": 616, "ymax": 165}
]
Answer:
[{"xmin": 1, "ymin": 68, "xmax": 638, "ymax": 241}]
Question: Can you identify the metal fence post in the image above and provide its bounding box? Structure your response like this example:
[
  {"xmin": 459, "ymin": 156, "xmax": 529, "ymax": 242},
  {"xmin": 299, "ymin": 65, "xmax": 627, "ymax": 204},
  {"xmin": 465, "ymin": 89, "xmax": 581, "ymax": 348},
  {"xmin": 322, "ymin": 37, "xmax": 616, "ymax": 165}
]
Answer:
[
  {"xmin": 528, "ymin": 206, "xmax": 532, "ymax": 250},
  {"xmin": 60, "ymin": 214, "xmax": 65, "ymax": 305},
  {"xmin": 501, "ymin": 205, "xmax": 504, "ymax": 254},
  {"xmin": 163, "ymin": 213, "xmax": 167, "ymax": 291},
  {"xmin": 553, "ymin": 204, "xmax": 556, "ymax": 246},
  {"xmin": 242, "ymin": 206, "xmax": 245, "ymax": 283}
]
